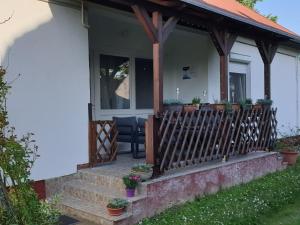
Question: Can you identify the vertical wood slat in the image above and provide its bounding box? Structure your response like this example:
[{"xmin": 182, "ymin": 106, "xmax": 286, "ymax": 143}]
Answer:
[{"xmin": 156, "ymin": 107, "xmax": 277, "ymax": 173}]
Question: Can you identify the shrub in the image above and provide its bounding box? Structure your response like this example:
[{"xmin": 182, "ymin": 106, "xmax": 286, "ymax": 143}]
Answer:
[{"xmin": 107, "ymin": 198, "xmax": 128, "ymax": 209}]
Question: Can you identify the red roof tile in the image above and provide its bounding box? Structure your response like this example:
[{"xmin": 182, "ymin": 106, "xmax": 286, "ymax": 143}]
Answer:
[{"xmin": 184, "ymin": 0, "xmax": 299, "ymax": 37}]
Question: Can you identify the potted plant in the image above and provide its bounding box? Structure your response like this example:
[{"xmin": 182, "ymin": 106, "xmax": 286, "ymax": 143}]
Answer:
[
  {"xmin": 163, "ymin": 99, "xmax": 183, "ymax": 112},
  {"xmin": 122, "ymin": 174, "xmax": 141, "ymax": 197},
  {"xmin": 107, "ymin": 198, "xmax": 128, "ymax": 216},
  {"xmin": 256, "ymin": 98, "xmax": 273, "ymax": 109},
  {"xmin": 184, "ymin": 97, "xmax": 201, "ymax": 113},
  {"xmin": 276, "ymin": 127, "xmax": 300, "ymax": 165},
  {"xmin": 231, "ymin": 103, "xmax": 240, "ymax": 111},
  {"xmin": 131, "ymin": 163, "xmax": 153, "ymax": 181},
  {"xmin": 239, "ymin": 98, "xmax": 252, "ymax": 110},
  {"xmin": 210, "ymin": 99, "xmax": 226, "ymax": 111}
]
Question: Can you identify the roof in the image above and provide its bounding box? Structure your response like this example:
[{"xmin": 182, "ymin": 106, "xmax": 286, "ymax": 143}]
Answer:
[{"xmin": 181, "ymin": 0, "xmax": 300, "ymax": 41}]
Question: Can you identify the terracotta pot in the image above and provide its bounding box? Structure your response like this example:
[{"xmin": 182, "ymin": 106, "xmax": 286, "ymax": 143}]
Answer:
[
  {"xmin": 281, "ymin": 150, "xmax": 299, "ymax": 165},
  {"xmin": 184, "ymin": 105, "xmax": 198, "ymax": 113},
  {"xmin": 211, "ymin": 104, "xmax": 225, "ymax": 111},
  {"xmin": 232, "ymin": 104, "xmax": 240, "ymax": 111},
  {"xmin": 253, "ymin": 104, "xmax": 262, "ymax": 110},
  {"xmin": 107, "ymin": 207, "xmax": 125, "ymax": 216},
  {"xmin": 163, "ymin": 104, "xmax": 183, "ymax": 112}
]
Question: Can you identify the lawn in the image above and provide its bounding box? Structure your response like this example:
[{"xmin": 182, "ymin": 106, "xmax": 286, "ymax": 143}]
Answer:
[{"xmin": 138, "ymin": 160, "xmax": 300, "ymax": 225}]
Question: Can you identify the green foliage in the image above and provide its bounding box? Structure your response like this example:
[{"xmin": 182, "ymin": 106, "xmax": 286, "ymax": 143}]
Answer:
[
  {"xmin": 132, "ymin": 163, "xmax": 153, "ymax": 173},
  {"xmin": 122, "ymin": 174, "xmax": 141, "ymax": 189},
  {"xmin": 191, "ymin": 97, "xmax": 201, "ymax": 105},
  {"xmin": 139, "ymin": 160, "xmax": 300, "ymax": 225},
  {"xmin": 256, "ymin": 98, "xmax": 273, "ymax": 105},
  {"xmin": 107, "ymin": 198, "xmax": 128, "ymax": 209},
  {"xmin": 163, "ymin": 99, "xmax": 183, "ymax": 105},
  {"xmin": 239, "ymin": 98, "xmax": 253, "ymax": 109},
  {"xmin": 237, "ymin": 0, "xmax": 278, "ymax": 22},
  {"xmin": 0, "ymin": 66, "xmax": 60, "ymax": 225}
]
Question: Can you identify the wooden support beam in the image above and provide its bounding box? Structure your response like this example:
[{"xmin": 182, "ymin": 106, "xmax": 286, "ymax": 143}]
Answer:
[
  {"xmin": 132, "ymin": 4, "xmax": 158, "ymax": 43},
  {"xmin": 255, "ymin": 40, "xmax": 278, "ymax": 99},
  {"xmin": 209, "ymin": 27, "xmax": 237, "ymax": 101}
]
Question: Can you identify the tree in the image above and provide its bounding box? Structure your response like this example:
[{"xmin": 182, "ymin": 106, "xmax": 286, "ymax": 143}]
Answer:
[{"xmin": 237, "ymin": 0, "xmax": 278, "ymax": 22}]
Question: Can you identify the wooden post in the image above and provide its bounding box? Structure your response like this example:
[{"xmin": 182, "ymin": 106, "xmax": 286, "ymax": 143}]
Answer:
[
  {"xmin": 132, "ymin": 5, "xmax": 179, "ymax": 174},
  {"xmin": 210, "ymin": 28, "xmax": 237, "ymax": 101},
  {"xmin": 255, "ymin": 40, "xmax": 278, "ymax": 99}
]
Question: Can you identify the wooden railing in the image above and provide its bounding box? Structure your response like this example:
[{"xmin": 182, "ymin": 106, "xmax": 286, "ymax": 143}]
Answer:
[
  {"xmin": 146, "ymin": 107, "xmax": 277, "ymax": 173},
  {"xmin": 88, "ymin": 120, "xmax": 118, "ymax": 166}
]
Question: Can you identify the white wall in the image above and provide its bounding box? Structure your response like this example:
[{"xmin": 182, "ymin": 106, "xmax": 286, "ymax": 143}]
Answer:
[
  {"xmin": 88, "ymin": 5, "xmax": 209, "ymax": 120},
  {"xmin": 0, "ymin": 0, "xmax": 90, "ymax": 180}
]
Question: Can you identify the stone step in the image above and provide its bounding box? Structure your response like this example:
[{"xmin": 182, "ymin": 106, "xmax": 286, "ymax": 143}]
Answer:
[
  {"xmin": 78, "ymin": 169, "xmax": 125, "ymax": 192},
  {"xmin": 63, "ymin": 180, "xmax": 146, "ymax": 208},
  {"xmin": 59, "ymin": 195, "xmax": 132, "ymax": 225}
]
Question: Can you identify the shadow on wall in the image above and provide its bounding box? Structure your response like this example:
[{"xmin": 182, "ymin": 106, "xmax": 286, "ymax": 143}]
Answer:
[{"xmin": 1, "ymin": 1, "xmax": 90, "ymax": 180}]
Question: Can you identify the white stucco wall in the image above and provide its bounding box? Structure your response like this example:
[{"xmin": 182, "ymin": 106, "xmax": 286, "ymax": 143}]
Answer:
[{"xmin": 0, "ymin": 0, "xmax": 90, "ymax": 180}]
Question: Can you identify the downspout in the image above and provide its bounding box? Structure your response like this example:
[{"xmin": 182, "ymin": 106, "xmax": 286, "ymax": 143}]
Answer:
[
  {"xmin": 297, "ymin": 54, "xmax": 300, "ymax": 128},
  {"xmin": 81, "ymin": 0, "xmax": 90, "ymax": 29}
]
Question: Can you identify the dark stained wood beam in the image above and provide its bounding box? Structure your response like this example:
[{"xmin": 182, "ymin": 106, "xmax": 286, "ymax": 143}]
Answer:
[
  {"xmin": 209, "ymin": 27, "xmax": 237, "ymax": 101},
  {"xmin": 162, "ymin": 16, "xmax": 179, "ymax": 43},
  {"xmin": 255, "ymin": 40, "xmax": 278, "ymax": 99},
  {"xmin": 132, "ymin": 4, "xmax": 158, "ymax": 43}
]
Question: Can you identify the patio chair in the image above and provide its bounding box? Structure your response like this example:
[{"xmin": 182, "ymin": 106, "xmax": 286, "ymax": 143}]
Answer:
[
  {"xmin": 113, "ymin": 116, "xmax": 137, "ymax": 155},
  {"xmin": 134, "ymin": 117, "xmax": 146, "ymax": 159}
]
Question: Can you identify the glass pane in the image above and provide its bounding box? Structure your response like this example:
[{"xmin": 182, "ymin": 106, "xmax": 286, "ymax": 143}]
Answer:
[
  {"xmin": 135, "ymin": 58, "xmax": 153, "ymax": 109},
  {"xmin": 100, "ymin": 54, "xmax": 130, "ymax": 109},
  {"xmin": 229, "ymin": 72, "xmax": 246, "ymax": 103}
]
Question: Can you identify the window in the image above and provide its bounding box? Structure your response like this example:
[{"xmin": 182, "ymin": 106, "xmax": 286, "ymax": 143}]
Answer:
[
  {"xmin": 135, "ymin": 58, "xmax": 153, "ymax": 109},
  {"xmin": 229, "ymin": 72, "xmax": 246, "ymax": 103},
  {"xmin": 100, "ymin": 54, "xmax": 130, "ymax": 109}
]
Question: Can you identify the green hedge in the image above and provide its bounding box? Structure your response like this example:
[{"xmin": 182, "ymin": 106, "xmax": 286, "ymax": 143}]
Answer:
[{"xmin": 139, "ymin": 160, "xmax": 300, "ymax": 225}]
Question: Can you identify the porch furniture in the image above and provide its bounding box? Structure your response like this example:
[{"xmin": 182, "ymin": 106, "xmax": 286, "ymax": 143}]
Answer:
[
  {"xmin": 134, "ymin": 118, "xmax": 146, "ymax": 159},
  {"xmin": 113, "ymin": 116, "xmax": 137, "ymax": 155}
]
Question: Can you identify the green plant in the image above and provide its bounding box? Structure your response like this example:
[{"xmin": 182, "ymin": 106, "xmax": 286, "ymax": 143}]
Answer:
[
  {"xmin": 123, "ymin": 174, "xmax": 141, "ymax": 189},
  {"xmin": 132, "ymin": 163, "xmax": 153, "ymax": 173},
  {"xmin": 107, "ymin": 198, "xmax": 128, "ymax": 209},
  {"xmin": 256, "ymin": 98, "xmax": 273, "ymax": 105},
  {"xmin": 276, "ymin": 126, "xmax": 300, "ymax": 152},
  {"xmin": 0, "ymin": 66, "xmax": 60, "ymax": 225},
  {"xmin": 163, "ymin": 99, "xmax": 183, "ymax": 105},
  {"xmin": 192, "ymin": 97, "xmax": 201, "ymax": 105},
  {"xmin": 239, "ymin": 98, "xmax": 253, "ymax": 109}
]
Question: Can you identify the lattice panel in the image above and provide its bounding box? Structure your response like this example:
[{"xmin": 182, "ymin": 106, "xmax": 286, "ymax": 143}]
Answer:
[
  {"xmin": 157, "ymin": 107, "xmax": 277, "ymax": 172},
  {"xmin": 89, "ymin": 120, "xmax": 118, "ymax": 165}
]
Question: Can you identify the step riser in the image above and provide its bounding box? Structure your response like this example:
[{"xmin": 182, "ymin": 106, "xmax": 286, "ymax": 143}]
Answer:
[
  {"xmin": 63, "ymin": 184, "xmax": 124, "ymax": 207},
  {"xmin": 78, "ymin": 172, "xmax": 125, "ymax": 193}
]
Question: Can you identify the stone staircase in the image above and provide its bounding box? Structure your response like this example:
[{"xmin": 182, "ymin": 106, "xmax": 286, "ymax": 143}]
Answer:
[{"xmin": 58, "ymin": 167, "xmax": 148, "ymax": 225}]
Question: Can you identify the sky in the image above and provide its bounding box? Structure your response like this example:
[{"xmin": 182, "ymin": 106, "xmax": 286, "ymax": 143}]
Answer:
[{"xmin": 256, "ymin": 0, "xmax": 300, "ymax": 35}]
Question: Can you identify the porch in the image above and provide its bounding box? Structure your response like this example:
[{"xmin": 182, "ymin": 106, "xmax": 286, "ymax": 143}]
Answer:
[{"xmin": 85, "ymin": 1, "xmax": 279, "ymax": 174}]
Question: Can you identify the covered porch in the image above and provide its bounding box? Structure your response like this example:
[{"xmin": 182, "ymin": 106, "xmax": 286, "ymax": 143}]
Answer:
[{"xmin": 84, "ymin": 0, "xmax": 283, "ymax": 174}]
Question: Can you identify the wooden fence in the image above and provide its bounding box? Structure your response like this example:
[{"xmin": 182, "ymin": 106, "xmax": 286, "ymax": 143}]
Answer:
[
  {"xmin": 147, "ymin": 107, "xmax": 277, "ymax": 173},
  {"xmin": 88, "ymin": 120, "xmax": 118, "ymax": 166}
]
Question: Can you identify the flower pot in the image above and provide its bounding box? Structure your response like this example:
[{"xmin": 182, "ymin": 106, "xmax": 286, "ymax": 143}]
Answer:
[
  {"xmin": 107, "ymin": 207, "xmax": 125, "ymax": 216},
  {"xmin": 126, "ymin": 188, "xmax": 135, "ymax": 197},
  {"xmin": 253, "ymin": 104, "xmax": 262, "ymax": 110},
  {"xmin": 231, "ymin": 104, "xmax": 240, "ymax": 111},
  {"xmin": 281, "ymin": 150, "xmax": 299, "ymax": 165},
  {"xmin": 131, "ymin": 169, "xmax": 153, "ymax": 181},
  {"xmin": 211, "ymin": 104, "xmax": 225, "ymax": 111},
  {"xmin": 163, "ymin": 104, "xmax": 183, "ymax": 112},
  {"xmin": 183, "ymin": 105, "xmax": 198, "ymax": 113}
]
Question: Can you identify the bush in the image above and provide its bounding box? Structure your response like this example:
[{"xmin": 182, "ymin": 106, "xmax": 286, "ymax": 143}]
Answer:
[
  {"xmin": 0, "ymin": 66, "xmax": 60, "ymax": 225},
  {"xmin": 139, "ymin": 161, "xmax": 300, "ymax": 225}
]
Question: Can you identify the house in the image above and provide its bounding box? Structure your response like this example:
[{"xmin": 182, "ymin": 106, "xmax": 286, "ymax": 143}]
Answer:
[{"xmin": 0, "ymin": 0, "xmax": 300, "ymax": 224}]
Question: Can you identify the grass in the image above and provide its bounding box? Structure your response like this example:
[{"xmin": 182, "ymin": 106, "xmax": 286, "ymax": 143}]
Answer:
[
  {"xmin": 259, "ymin": 194, "xmax": 300, "ymax": 225},
  {"xmin": 138, "ymin": 160, "xmax": 300, "ymax": 225}
]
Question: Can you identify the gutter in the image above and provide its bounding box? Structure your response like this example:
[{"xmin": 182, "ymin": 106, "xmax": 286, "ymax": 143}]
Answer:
[{"xmin": 180, "ymin": 0, "xmax": 300, "ymax": 44}]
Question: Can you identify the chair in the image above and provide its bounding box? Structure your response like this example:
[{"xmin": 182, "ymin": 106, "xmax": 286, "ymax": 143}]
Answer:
[
  {"xmin": 134, "ymin": 118, "xmax": 146, "ymax": 158},
  {"xmin": 113, "ymin": 116, "xmax": 137, "ymax": 154}
]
